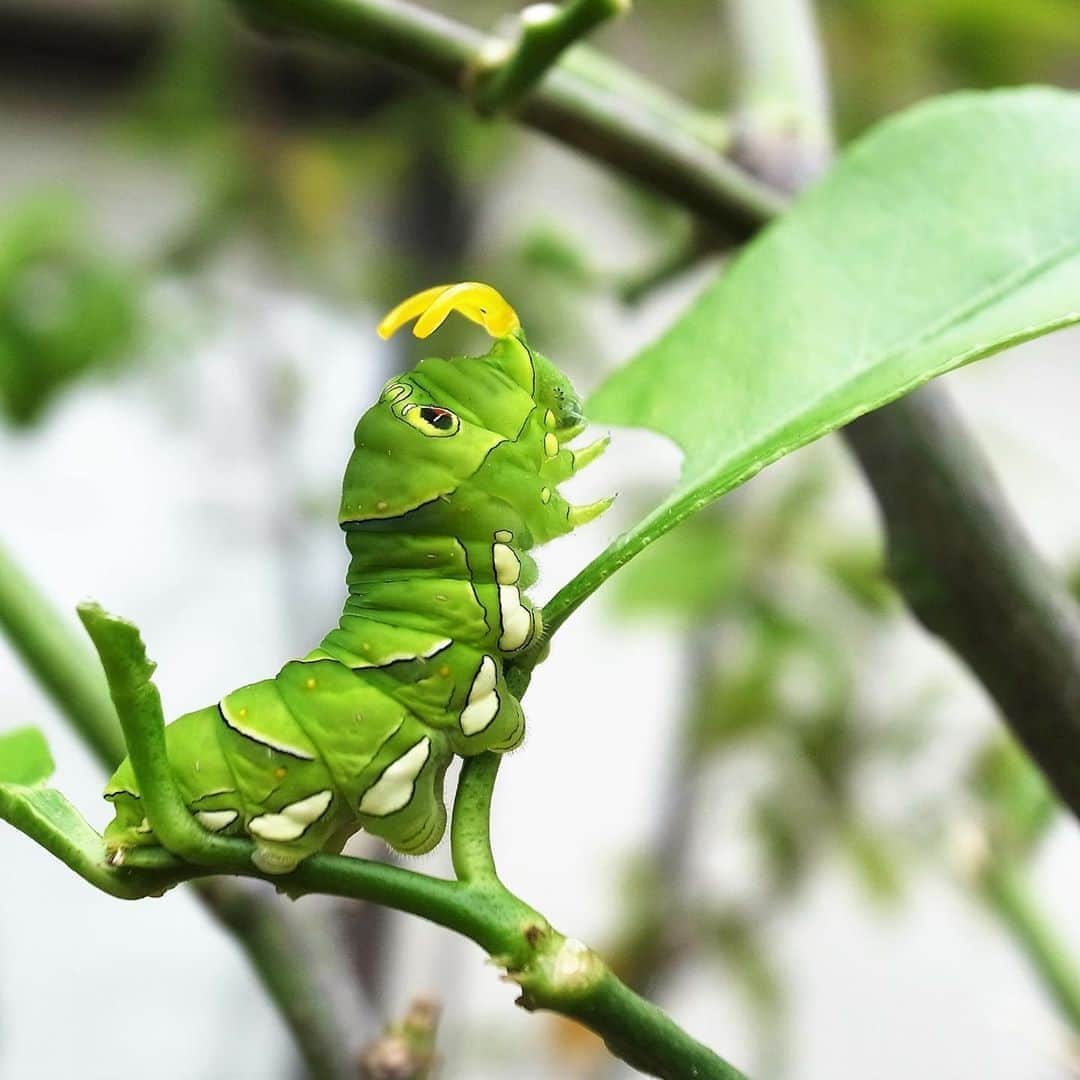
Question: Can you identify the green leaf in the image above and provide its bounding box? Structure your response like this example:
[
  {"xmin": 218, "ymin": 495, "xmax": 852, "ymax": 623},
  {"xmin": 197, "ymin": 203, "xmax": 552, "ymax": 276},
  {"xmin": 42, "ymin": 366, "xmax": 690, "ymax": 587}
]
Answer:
[
  {"xmin": 0, "ymin": 726, "xmax": 54, "ymax": 786},
  {"xmin": 580, "ymin": 88, "xmax": 1080, "ymax": 604},
  {"xmin": 0, "ymin": 776, "xmax": 187, "ymax": 899}
]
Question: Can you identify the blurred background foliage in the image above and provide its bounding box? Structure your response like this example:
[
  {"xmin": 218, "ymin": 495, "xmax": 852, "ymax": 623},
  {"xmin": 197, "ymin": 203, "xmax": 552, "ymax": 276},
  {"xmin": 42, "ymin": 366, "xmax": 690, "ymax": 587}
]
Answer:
[{"xmin": 3, "ymin": 1, "xmax": 1080, "ymax": 1078}]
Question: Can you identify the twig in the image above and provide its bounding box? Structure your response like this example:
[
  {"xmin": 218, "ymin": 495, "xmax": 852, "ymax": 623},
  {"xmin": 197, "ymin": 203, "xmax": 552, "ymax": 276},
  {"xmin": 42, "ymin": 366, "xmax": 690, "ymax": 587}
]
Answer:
[{"xmin": 470, "ymin": 0, "xmax": 629, "ymax": 114}]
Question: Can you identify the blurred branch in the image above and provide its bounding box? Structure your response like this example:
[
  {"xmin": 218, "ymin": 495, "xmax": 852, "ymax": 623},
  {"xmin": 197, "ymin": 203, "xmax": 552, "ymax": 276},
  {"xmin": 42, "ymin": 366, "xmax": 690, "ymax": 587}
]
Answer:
[
  {"xmin": 195, "ymin": 879, "xmax": 365, "ymax": 1078},
  {"xmin": 470, "ymin": 0, "xmax": 629, "ymax": 114},
  {"xmin": 0, "ymin": 2, "xmax": 406, "ymax": 123},
  {"xmin": 0, "ymin": 543, "xmax": 126, "ymax": 768},
  {"xmin": 847, "ymin": 393, "xmax": 1080, "ymax": 825},
  {"xmin": 229, "ymin": 0, "xmax": 782, "ymax": 234},
  {"xmin": 722, "ymin": 0, "xmax": 832, "ymax": 190},
  {"xmin": 616, "ymin": 226, "xmax": 721, "ymax": 306},
  {"xmin": 979, "ymin": 855, "xmax": 1080, "ymax": 1034},
  {"xmin": 0, "ymin": 547, "xmax": 361, "ymax": 1080}
]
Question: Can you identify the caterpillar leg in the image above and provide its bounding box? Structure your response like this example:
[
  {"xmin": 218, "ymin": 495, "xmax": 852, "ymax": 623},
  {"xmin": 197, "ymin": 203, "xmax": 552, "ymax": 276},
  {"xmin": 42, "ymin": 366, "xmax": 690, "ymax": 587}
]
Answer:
[{"xmin": 356, "ymin": 723, "xmax": 452, "ymax": 855}]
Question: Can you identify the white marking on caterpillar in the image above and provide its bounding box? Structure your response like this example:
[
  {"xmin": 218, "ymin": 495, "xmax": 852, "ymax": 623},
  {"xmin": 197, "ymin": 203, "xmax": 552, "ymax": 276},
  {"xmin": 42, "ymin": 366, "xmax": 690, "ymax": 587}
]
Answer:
[
  {"xmin": 493, "ymin": 542, "xmax": 520, "ymax": 586},
  {"xmin": 498, "ymin": 585, "xmax": 533, "ymax": 651},
  {"xmin": 345, "ymin": 637, "xmax": 453, "ymax": 670},
  {"xmin": 195, "ymin": 809, "xmax": 239, "ymax": 833},
  {"xmin": 461, "ymin": 656, "xmax": 500, "ymax": 735},
  {"xmin": 249, "ymin": 790, "xmax": 333, "ymax": 842},
  {"xmin": 358, "ymin": 738, "xmax": 431, "ymax": 817},
  {"xmin": 219, "ymin": 703, "xmax": 317, "ymax": 761},
  {"xmin": 544, "ymin": 432, "xmax": 559, "ymax": 458},
  {"xmin": 494, "ymin": 529, "xmax": 513, "ymax": 543},
  {"xmin": 540, "ymin": 487, "xmax": 551, "ymax": 504}
]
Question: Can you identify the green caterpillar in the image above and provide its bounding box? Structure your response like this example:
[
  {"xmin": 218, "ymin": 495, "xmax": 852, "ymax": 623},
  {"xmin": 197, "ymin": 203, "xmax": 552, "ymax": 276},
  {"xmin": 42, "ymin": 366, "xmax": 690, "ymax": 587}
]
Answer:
[{"xmin": 104, "ymin": 283, "xmax": 611, "ymax": 874}]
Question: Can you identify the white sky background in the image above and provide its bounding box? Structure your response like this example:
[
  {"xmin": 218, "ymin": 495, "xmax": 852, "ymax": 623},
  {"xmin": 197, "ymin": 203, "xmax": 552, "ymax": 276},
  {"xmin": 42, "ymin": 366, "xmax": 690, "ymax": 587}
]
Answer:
[{"xmin": 3, "ymin": 105, "xmax": 1080, "ymax": 1080}]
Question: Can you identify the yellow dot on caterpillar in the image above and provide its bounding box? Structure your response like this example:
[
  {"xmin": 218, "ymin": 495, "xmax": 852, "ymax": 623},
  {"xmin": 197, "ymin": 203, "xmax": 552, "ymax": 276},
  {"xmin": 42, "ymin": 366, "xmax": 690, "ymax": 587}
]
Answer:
[
  {"xmin": 544, "ymin": 432, "xmax": 559, "ymax": 458},
  {"xmin": 438, "ymin": 665, "xmax": 451, "ymax": 678},
  {"xmin": 274, "ymin": 767, "xmax": 287, "ymax": 779},
  {"xmin": 305, "ymin": 677, "xmax": 317, "ymax": 689},
  {"xmin": 376, "ymin": 500, "xmax": 388, "ymax": 511},
  {"xmin": 495, "ymin": 530, "xmax": 513, "ymax": 543},
  {"xmin": 540, "ymin": 487, "xmax": 551, "ymax": 504},
  {"xmin": 238, "ymin": 707, "xmax": 248, "ymax": 718},
  {"xmin": 544, "ymin": 409, "xmax": 556, "ymax": 429}
]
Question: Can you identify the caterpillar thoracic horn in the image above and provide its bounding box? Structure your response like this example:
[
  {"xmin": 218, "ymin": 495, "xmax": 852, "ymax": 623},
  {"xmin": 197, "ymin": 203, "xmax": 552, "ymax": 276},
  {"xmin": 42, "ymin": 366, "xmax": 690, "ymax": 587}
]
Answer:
[{"xmin": 103, "ymin": 283, "xmax": 613, "ymax": 874}]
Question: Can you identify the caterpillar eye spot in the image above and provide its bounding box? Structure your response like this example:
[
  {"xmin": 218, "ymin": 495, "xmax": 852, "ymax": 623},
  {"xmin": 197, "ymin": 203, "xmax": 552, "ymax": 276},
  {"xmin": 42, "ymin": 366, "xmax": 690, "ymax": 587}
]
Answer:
[
  {"xmin": 401, "ymin": 403, "xmax": 461, "ymax": 437},
  {"xmin": 420, "ymin": 406, "xmax": 456, "ymax": 430}
]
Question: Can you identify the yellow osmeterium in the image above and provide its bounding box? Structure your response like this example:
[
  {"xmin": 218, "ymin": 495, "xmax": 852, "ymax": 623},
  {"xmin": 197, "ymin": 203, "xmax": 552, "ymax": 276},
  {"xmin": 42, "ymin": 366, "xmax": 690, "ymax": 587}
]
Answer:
[{"xmin": 377, "ymin": 282, "xmax": 521, "ymax": 341}]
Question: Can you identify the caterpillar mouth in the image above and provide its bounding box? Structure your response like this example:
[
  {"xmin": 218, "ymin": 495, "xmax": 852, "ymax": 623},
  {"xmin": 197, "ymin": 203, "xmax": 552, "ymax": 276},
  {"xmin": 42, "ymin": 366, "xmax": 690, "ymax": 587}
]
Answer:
[{"xmin": 560, "ymin": 404, "xmax": 585, "ymax": 430}]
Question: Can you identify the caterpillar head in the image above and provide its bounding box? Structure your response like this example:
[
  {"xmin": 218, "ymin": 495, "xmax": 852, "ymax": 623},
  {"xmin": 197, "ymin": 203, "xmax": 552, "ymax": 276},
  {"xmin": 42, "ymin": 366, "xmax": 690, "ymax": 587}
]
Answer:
[
  {"xmin": 340, "ymin": 282, "xmax": 602, "ymax": 530},
  {"xmin": 377, "ymin": 281, "xmax": 582, "ymax": 429}
]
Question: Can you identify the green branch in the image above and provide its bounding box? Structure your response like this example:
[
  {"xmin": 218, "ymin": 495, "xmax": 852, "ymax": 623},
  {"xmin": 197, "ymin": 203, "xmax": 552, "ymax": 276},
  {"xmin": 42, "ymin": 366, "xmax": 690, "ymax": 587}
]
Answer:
[
  {"xmin": 4, "ymin": 598, "xmax": 748, "ymax": 1079},
  {"xmin": 9, "ymin": 782, "xmax": 746, "ymax": 1078},
  {"xmin": 470, "ymin": 0, "xmax": 629, "ymax": 114},
  {"xmin": 450, "ymin": 752, "xmax": 502, "ymax": 884}
]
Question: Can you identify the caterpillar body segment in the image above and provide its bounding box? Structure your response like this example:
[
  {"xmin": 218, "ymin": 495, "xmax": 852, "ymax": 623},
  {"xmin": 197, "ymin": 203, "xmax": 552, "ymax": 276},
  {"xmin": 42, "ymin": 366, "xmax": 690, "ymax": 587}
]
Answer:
[{"xmin": 103, "ymin": 284, "xmax": 610, "ymax": 874}]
